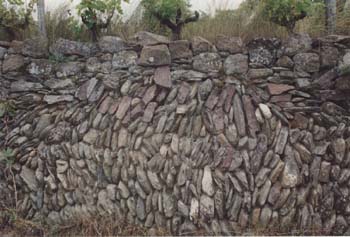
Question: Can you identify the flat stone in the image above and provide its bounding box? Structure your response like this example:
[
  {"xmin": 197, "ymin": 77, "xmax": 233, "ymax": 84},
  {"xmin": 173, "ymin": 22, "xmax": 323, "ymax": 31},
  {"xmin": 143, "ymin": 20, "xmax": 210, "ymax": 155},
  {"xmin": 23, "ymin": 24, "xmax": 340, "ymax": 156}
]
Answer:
[
  {"xmin": 112, "ymin": 50, "xmax": 138, "ymax": 69},
  {"xmin": 44, "ymin": 79, "xmax": 74, "ymax": 90},
  {"xmin": 267, "ymin": 83, "xmax": 295, "ymax": 95},
  {"xmin": 163, "ymin": 192, "xmax": 175, "ymax": 218},
  {"xmin": 191, "ymin": 36, "xmax": 214, "ymax": 54},
  {"xmin": 44, "ymin": 95, "xmax": 74, "ymax": 104},
  {"xmin": 202, "ymin": 166, "xmax": 214, "ymax": 196},
  {"xmin": 154, "ymin": 66, "xmax": 172, "ymax": 88},
  {"xmin": 248, "ymin": 68, "xmax": 273, "ymax": 79},
  {"xmin": 200, "ymin": 195, "xmax": 215, "ymax": 219},
  {"xmin": 242, "ymin": 95, "xmax": 259, "ymax": 137},
  {"xmin": 50, "ymin": 38, "xmax": 97, "ymax": 57},
  {"xmin": 294, "ymin": 53, "xmax": 320, "ymax": 73},
  {"xmin": 224, "ymin": 54, "xmax": 248, "ymax": 75},
  {"xmin": 2, "ymin": 54, "xmax": 25, "ymax": 73},
  {"xmin": 139, "ymin": 45, "xmax": 171, "ymax": 66},
  {"xmin": 20, "ymin": 166, "xmax": 38, "ymax": 191},
  {"xmin": 190, "ymin": 198, "xmax": 199, "ymax": 222},
  {"xmin": 247, "ymin": 38, "xmax": 281, "ymax": 67},
  {"xmin": 276, "ymin": 56, "xmax": 294, "ymax": 68},
  {"xmin": 143, "ymin": 102, "xmax": 157, "ymax": 122},
  {"xmin": 281, "ymin": 155, "xmax": 299, "ymax": 188},
  {"xmin": 216, "ymin": 35, "xmax": 243, "ymax": 53},
  {"xmin": 193, "ymin": 52, "xmax": 222, "ymax": 73},
  {"xmin": 116, "ymin": 96, "xmax": 131, "ymax": 119},
  {"xmin": 118, "ymin": 181, "xmax": 130, "ymax": 198},
  {"xmin": 332, "ymin": 138, "xmax": 346, "ymax": 164},
  {"xmin": 177, "ymin": 82, "xmax": 191, "ymax": 104},
  {"xmin": 22, "ymin": 37, "xmax": 49, "ymax": 58},
  {"xmin": 147, "ymin": 170, "xmax": 162, "ymax": 190},
  {"xmin": 169, "ymin": 40, "xmax": 192, "ymax": 59},
  {"xmin": 83, "ymin": 129, "xmax": 99, "ymax": 144},
  {"xmin": 0, "ymin": 46, "xmax": 7, "ymax": 59},
  {"xmin": 132, "ymin": 31, "xmax": 170, "ymax": 46},
  {"xmin": 10, "ymin": 80, "xmax": 43, "ymax": 92},
  {"xmin": 142, "ymin": 85, "xmax": 157, "ymax": 104},
  {"xmin": 233, "ymin": 94, "xmax": 246, "ymax": 137},
  {"xmin": 283, "ymin": 33, "xmax": 312, "ymax": 56},
  {"xmin": 275, "ymin": 127, "xmax": 289, "ymax": 154},
  {"xmin": 98, "ymin": 36, "xmax": 126, "ymax": 53},
  {"xmin": 258, "ymin": 103, "xmax": 272, "ymax": 119}
]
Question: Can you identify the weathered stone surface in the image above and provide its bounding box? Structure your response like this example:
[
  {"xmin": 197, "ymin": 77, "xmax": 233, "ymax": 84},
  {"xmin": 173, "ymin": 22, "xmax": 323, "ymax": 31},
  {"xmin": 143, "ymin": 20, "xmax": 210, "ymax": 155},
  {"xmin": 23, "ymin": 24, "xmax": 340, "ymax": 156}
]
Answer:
[
  {"xmin": 154, "ymin": 66, "xmax": 172, "ymax": 88},
  {"xmin": 191, "ymin": 36, "xmax": 214, "ymax": 54},
  {"xmin": 0, "ymin": 46, "xmax": 6, "ymax": 59},
  {"xmin": 233, "ymin": 94, "xmax": 246, "ymax": 137},
  {"xmin": 248, "ymin": 68, "xmax": 273, "ymax": 79},
  {"xmin": 267, "ymin": 83, "xmax": 295, "ymax": 95},
  {"xmin": 320, "ymin": 46, "xmax": 339, "ymax": 68},
  {"xmin": 2, "ymin": 54, "xmax": 25, "ymax": 73},
  {"xmin": 20, "ymin": 166, "xmax": 38, "ymax": 191},
  {"xmin": 132, "ymin": 31, "xmax": 170, "ymax": 46},
  {"xmin": 193, "ymin": 52, "xmax": 222, "ymax": 73},
  {"xmin": 294, "ymin": 53, "xmax": 320, "ymax": 73},
  {"xmin": 10, "ymin": 80, "xmax": 43, "ymax": 92},
  {"xmin": 139, "ymin": 45, "xmax": 171, "ymax": 66},
  {"xmin": 224, "ymin": 54, "xmax": 248, "ymax": 75},
  {"xmin": 112, "ymin": 50, "xmax": 138, "ymax": 69},
  {"xmin": 247, "ymin": 38, "xmax": 281, "ymax": 67},
  {"xmin": 50, "ymin": 38, "xmax": 97, "ymax": 57},
  {"xmin": 200, "ymin": 195, "xmax": 215, "ymax": 219},
  {"xmin": 169, "ymin": 40, "xmax": 192, "ymax": 59},
  {"xmin": 22, "ymin": 37, "xmax": 49, "ymax": 58},
  {"xmin": 202, "ymin": 166, "xmax": 214, "ymax": 196},
  {"xmin": 44, "ymin": 95, "xmax": 74, "ymax": 104},
  {"xmin": 98, "ymin": 36, "xmax": 126, "ymax": 53},
  {"xmin": 283, "ymin": 33, "xmax": 312, "ymax": 56},
  {"xmin": 281, "ymin": 155, "xmax": 299, "ymax": 188},
  {"xmin": 216, "ymin": 35, "xmax": 243, "ymax": 53},
  {"xmin": 275, "ymin": 127, "xmax": 289, "ymax": 154}
]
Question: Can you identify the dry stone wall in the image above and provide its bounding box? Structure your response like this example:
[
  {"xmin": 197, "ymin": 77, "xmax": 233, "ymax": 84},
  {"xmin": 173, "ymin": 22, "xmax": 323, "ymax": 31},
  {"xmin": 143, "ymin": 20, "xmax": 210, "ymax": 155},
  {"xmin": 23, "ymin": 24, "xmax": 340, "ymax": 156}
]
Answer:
[{"xmin": 1, "ymin": 31, "xmax": 350, "ymax": 235}]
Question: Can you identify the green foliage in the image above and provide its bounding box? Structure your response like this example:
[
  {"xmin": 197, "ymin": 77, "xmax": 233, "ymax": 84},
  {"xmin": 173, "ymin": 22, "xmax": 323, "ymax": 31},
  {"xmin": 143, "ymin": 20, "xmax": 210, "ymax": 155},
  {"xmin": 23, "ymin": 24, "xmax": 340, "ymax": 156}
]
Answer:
[
  {"xmin": 74, "ymin": 0, "xmax": 129, "ymax": 41},
  {"xmin": 141, "ymin": 0, "xmax": 191, "ymax": 21},
  {"xmin": 0, "ymin": 148, "xmax": 14, "ymax": 166},
  {"xmin": 0, "ymin": 0, "xmax": 36, "ymax": 40},
  {"xmin": 262, "ymin": 0, "xmax": 321, "ymax": 32},
  {"xmin": 0, "ymin": 100, "xmax": 15, "ymax": 119}
]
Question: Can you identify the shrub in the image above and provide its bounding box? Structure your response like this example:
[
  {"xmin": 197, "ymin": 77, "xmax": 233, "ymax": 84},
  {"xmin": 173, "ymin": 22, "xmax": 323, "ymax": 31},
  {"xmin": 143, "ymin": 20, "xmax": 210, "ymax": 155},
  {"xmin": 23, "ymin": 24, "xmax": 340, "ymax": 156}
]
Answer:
[{"xmin": 262, "ymin": 0, "xmax": 314, "ymax": 34}]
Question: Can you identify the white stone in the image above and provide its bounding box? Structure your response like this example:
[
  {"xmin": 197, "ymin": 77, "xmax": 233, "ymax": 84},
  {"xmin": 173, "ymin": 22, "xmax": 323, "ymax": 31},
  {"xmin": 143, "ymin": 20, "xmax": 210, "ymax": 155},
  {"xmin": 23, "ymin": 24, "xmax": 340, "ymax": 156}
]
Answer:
[
  {"xmin": 202, "ymin": 166, "xmax": 214, "ymax": 196},
  {"xmin": 259, "ymin": 103, "xmax": 272, "ymax": 119}
]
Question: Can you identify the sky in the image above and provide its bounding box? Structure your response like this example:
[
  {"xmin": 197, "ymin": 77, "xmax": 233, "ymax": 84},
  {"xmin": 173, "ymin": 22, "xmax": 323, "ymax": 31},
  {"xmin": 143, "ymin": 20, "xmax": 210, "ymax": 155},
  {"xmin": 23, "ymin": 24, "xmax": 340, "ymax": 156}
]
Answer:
[{"xmin": 46, "ymin": 0, "xmax": 244, "ymax": 18}]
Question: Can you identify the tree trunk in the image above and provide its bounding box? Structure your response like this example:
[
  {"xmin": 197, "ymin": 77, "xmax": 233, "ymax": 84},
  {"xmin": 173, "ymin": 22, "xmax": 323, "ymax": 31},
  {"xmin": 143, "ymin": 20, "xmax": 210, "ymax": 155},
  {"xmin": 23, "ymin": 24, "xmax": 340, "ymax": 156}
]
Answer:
[
  {"xmin": 345, "ymin": 0, "xmax": 350, "ymax": 9},
  {"xmin": 325, "ymin": 0, "xmax": 337, "ymax": 35},
  {"xmin": 171, "ymin": 26, "xmax": 182, "ymax": 41},
  {"xmin": 37, "ymin": 0, "xmax": 47, "ymax": 38}
]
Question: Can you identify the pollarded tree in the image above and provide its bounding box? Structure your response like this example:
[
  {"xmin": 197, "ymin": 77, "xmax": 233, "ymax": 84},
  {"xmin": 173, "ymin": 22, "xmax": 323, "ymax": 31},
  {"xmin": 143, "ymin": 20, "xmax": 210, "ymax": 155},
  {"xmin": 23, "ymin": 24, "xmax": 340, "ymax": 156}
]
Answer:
[
  {"xmin": 325, "ymin": 0, "xmax": 336, "ymax": 34},
  {"xmin": 37, "ymin": 0, "xmax": 47, "ymax": 38},
  {"xmin": 141, "ymin": 0, "xmax": 199, "ymax": 40},
  {"xmin": 0, "ymin": 0, "xmax": 35, "ymax": 40},
  {"xmin": 75, "ymin": 0, "xmax": 129, "ymax": 42},
  {"xmin": 262, "ymin": 0, "xmax": 314, "ymax": 34}
]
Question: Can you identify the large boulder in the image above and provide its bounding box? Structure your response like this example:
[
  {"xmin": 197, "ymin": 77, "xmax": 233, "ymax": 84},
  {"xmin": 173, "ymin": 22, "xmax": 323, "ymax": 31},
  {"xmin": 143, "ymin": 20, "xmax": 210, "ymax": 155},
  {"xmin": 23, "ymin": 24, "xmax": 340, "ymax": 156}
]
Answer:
[
  {"xmin": 193, "ymin": 52, "xmax": 222, "ymax": 73},
  {"xmin": 293, "ymin": 53, "xmax": 320, "ymax": 73},
  {"xmin": 21, "ymin": 37, "xmax": 49, "ymax": 58},
  {"xmin": 139, "ymin": 45, "xmax": 171, "ymax": 66},
  {"xmin": 191, "ymin": 36, "xmax": 214, "ymax": 55},
  {"xmin": 169, "ymin": 40, "xmax": 192, "ymax": 59},
  {"xmin": 224, "ymin": 54, "xmax": 248, "ymax": 75},
  {"xmin": 131, "ymin": 31, "xmax": 170, "ymax": 46},
  {"xmin": 2, "ymin": 54, "xmax": 26, "ymax": 73},
  {"xmin": 27, "ymin": 59, "xmax": 54, "ymax": 77},
  {"xmin": 215, "ymin": 35, "xmax": 243, "ymax": 54},
  {"xmin": 50, "ymin": 38, "xmax": 98, "ymax": 57},
  {"xmin": 283, "ymin": 33, "xmax": 312, "ymax": 56},
  {"xmin": 112, "ymin": 50, "xmax": 138, "ymax": 69},
  {"xmin": 98, "ymin": 36, "xmax": 126, "ymax": 53},
  {"xmin": 247, "ymin": 38, "xmax": 281, "ymax": 67}
]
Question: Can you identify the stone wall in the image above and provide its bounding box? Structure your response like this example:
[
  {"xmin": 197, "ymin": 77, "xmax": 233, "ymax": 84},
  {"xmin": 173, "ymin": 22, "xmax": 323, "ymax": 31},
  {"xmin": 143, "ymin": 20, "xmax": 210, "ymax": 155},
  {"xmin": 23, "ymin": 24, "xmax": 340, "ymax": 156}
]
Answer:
[{"xmin": 1, "ymin": 31, "xmax": 350, "ymax": 235}]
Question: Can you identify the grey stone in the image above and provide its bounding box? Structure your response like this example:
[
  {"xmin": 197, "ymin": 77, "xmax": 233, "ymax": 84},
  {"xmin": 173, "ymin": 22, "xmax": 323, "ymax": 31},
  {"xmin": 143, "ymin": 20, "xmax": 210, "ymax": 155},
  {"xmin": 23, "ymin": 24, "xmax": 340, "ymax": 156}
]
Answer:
[
  {"xmin": 202, "ymin": 166, "xmax": 214, "ymax": 196},
  {"xmin": 139, "ymin": 45, "xmax": 171, "ymax": 66},
  {"xmin": 98, "ymin": 36, "xmax": 126, "ymax": 53},
  {"xmin": 22, "ymin": 37, "xmax": 49, "ymax": 58},
  {"xmin": 83, "ymin": 129, "xmax": 98, "ymax": 144},
  {"xmin": 169, "ymin": 40, "xmax": 192, "ymax": 59},
  {"xmin": 147, "ymin": 170, "xmax": 162, "ymax": 190},
  {"xmin": 200, "ymin": 195, "xmax": 215, "ymax": 219},
  {"xmin": 2, "ymin": 54, "xmax": 25, "ymax": 73},
  {"xmin": 44, "ymin": 79, "xmax": 74, "ymax": 89},
  {"xmin": 247, "ymin": 38, "xmax": 281, "ymax": 66},
  {"xmin": 224, "ymin": 54, "xmax": 248, "ymax": 75},
  {"xmin": 281, "ymin": 156, "xmax": 299, "ymax": 188},
  {"xmin": 191, "ymin": 36, "xmax": 214, "ymax": 54},
  {"xmin": 20, "ymin": 166, "xmax": 38, "ymax": 191},
  {"xmin": 247, "ymin": 68, "xmax": 273, "ymax": 79},
  {"xmin": 10, "ymin": 80, "xmax": 43, "ymax": 92},
  {"xmin": 50, "ymin": 38, "xmax": 97, "ymax": 57},
  {"xmin": 233, "ymin": 94, "xmax": 246, "ymax": 137},
  {"xmin": 193, "ymin": 52, "xmax": 222, "ymax": 73},
  {"xmin": 216, "ymin": 35, "xmax": 243, "ymax": 53},
  {"xmin": 283, "ymin": 33, "xmax": 312, "ymax": 56},
  {"xmin": 275, "ymin": 127, "xmax": 289, "ymax": 154},
  {"xmin": 44, "ymin": 95, "xmax": 74, "ymax": 104},
  {"xmin": 294, "ymin": 53, "xmax": 320, "ymax": 73},
  {"xmin": 112, "ymin": 50, "xmax": 138, "ymax": 69},
  {"xmin": 154, "ymin": 66, "xmax": 172, "ymax": 88},
  {"xmin": 0, "ymin": 46, "xmax": 7, "ymax": 59},
  {"xmin": 163, "ymin": 192, "xmax": 175, "ymax": 218},
  {"xmin": 132, "ymin": 31, "xmax": 170, "ymax": 46}
]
